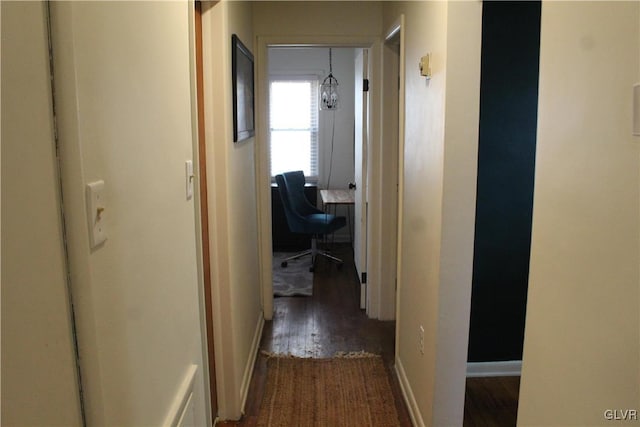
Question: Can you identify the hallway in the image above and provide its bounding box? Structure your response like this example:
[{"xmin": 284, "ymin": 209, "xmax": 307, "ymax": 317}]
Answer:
[
  {"xmin": 4, "ymin": 2, "xmax": 639, "ymax": 425},
  {"xmin": 218, "ymin": 244, "xmax": 412, "ymax": 426},
  {"xmin": 217, "ymin": 243, "xmax": 521, "ymax": 426}
]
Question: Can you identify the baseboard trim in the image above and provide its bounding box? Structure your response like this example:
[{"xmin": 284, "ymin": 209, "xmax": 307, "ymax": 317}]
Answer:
[
  {"xmin": 163, "ymin": 364, "xmax": 198, "ymax": 427},
  {"xmin": 240, "ymin": 313, "xmax": 265, "ymax": 413},
  {"xmin": 395, "ymin": 357, "xmax": 426, "ymax": 427},
  {"xmin": 466, "ymin": 360, "xmax": 522, "ymax": 377}
]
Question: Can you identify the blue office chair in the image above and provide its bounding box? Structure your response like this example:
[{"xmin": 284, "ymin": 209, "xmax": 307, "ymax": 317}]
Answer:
[{"xmin": 275, "ymin": 171, "xmax": 346, "ymax": 272}]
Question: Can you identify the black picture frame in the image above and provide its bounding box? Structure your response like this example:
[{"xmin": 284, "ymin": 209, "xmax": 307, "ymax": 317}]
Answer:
[{"xmin": 232, "ymin": 34, "xmax": 255, "ymax": 143}]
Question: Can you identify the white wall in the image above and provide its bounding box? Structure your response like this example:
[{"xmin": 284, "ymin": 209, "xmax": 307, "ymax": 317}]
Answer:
[
  {"xmin": 49, "ymin": 2, "xmax": 209, "ymax": 425},
  {"xmin": 382, "ymin": 2, "xmax": 482, "ymax": 425},
  {"xmin": 268, "ymin": 47, "xmax": 356, "ymax": 241},
  {"xmin": 201, "ymin": 0, "xmax": 264, "ymax": 420},
  {"xmin": 518, "ymin": 2, "xmax": 640, "ymax": 425},
  {"xmin": 434, "ymin": 3, "xmax": 483, "ymax": 423},
  {"xmin": 1, "ymin": 3, "xmax": 83, "ymax": 425}
]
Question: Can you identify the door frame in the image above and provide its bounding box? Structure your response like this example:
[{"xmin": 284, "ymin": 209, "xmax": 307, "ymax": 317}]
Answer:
[
  {"xmin": 255, "ymin": 35, "xmax": 388, "ymax": 320},
  {"xmin": 383, "ymin": 14, "xmax": 406, "ymax": 351},
  {"xmin": 354, "ymin": 47, "xmax": 369, "ymax": 310},
  {"xmin": 193, "ymin": 1, "xmax": 217, "ymax": 422}
]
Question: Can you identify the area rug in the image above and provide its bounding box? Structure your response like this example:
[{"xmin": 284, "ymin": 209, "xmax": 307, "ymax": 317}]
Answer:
[
  {"xmin": 256, "ymin": 353, "xmax": 401, "ymax": 427},
  {"xmin": 272, "ymin": 252, "xmax": 313, "ymax": 297}
]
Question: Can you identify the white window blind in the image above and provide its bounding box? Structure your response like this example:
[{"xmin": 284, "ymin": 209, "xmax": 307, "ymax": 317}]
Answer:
[{"xmin": 269, "ymin": 78, "xmax": 319, "ymax": 180}]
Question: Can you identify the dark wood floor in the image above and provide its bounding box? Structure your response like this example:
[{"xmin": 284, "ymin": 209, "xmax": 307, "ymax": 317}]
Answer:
[
  {"xmin": 464, "ymin": 376, "xmax": 520, "ymax": 427},
  {"xmin": 217, "ymin": 244, "xmax": 520, "ymax": 426}
]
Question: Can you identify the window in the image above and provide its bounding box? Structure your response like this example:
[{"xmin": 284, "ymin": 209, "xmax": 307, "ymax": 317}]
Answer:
[{"xmin": 269, "ymin": 78, "xmax": 319, "ymax": 180}]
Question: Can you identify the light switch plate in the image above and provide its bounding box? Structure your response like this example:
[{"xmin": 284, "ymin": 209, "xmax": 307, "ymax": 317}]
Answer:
[
  {"xmin": 86, "ymin": 180, "xmax": 107, "ymax": 248},
  {"xmin": 633, "ymin": 83, "xmax": 640, "ymax": 136},
  {"xmin": 185, "ymin": 160, "xmax": 194, "ymax": 200},
  {"xmin": 419, "ymin": 54, "xmax": 431, "ymax": 79}
]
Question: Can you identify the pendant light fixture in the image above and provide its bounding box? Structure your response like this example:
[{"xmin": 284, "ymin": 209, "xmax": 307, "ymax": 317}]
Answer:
[{"xmin": 320, "ymin": 48, "xmax": 339, "ymax": 110}]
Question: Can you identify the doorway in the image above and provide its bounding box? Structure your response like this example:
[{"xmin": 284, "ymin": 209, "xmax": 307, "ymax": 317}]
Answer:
[
  {"xmin": 463, "ymin": 2, "xmax": 541, "ymax": 425},
  {"xmin": 256, "ymin": 40, "xmax": 388, "ymax": 321},
  {"xmin": 263, "ymin": 43, "xmax": 376, "ymax": 350},
  {"xmin": 267, "ymin": 47, "xmax": 357, "ymax": 301}
]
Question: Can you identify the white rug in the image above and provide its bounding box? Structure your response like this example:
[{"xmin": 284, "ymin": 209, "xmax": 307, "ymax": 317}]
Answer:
[{"xmin": 272, "ymin": 252, "xmax": 313, "ymax": 297}]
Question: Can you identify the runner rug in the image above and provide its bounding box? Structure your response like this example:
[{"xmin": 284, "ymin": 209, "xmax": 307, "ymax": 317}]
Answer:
[{"xmin": 256, "ymin": 353, "xmax": 401, "ymax": 427}]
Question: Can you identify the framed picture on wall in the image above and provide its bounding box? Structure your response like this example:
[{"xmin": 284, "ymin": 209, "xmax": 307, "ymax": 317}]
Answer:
[{"xmin": 232, "ymin": 34, "xmax": 255, "ymax": 143}]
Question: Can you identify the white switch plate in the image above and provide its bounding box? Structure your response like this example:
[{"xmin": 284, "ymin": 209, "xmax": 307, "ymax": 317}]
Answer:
[
  {"xmin": 633, "ymin": 83, "xmax": 640, "ymax": 136},
  {"xmin": 185, "ymin": 160, "xmax": 194, "ymax": 200},
  {"xmin": 419, "ymin": 54, "xmax": 431, "ymax": 79},
  {"xmin": 86, "ymin": 180, "xmax": 107, "ymax": 248}
]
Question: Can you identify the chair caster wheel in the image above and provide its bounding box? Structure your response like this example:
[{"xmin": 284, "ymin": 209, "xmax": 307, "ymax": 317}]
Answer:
[
  {"xmin": 281, "ymin": 261, "xmax": 288, "ymax": 268},
  {"xmin": 337, "ymin": 262, "xmax": 344, "ymax": 270}
]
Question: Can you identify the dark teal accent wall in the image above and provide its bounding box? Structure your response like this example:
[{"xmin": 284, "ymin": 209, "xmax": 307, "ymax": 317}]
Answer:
[{"xmin": 468, "ymin": 1, "xmax": 541, "ymax": 362}]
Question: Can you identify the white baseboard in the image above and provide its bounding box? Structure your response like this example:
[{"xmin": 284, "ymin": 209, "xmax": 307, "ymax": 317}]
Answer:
[
  {"xmin": 163, "ymin": 364, "xmax": 198, "ymax": 427},
  {"xmin": 466, "ymin": 360, "xmax": 522, "ymax": 377},
  {"xmin": 240, "ymin": 313, "xmax": 265, "ymax": 413},
  {"xmin": 395, "ymin": 357, "xmax": 426, "ymax": 427}
]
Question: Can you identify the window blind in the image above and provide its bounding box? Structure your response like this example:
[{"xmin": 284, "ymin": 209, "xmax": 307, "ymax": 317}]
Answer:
[{"xmin": 269, "ymin": 78, "xmax": 319, "ymax": 180}]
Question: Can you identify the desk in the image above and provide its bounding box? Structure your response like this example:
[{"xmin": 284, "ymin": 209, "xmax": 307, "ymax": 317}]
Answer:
[
  {"xmin": 320, "ymin": 189, "xmax": 355, "ymax": 205},
  {"xmin": 320, "ymin": 189, "xmax": 355, "ymax": 245}
]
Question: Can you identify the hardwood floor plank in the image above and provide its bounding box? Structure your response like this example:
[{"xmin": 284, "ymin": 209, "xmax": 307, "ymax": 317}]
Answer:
[{"xmin": 464, "ymin": 376, "xmax": 520, "ymax": 427}]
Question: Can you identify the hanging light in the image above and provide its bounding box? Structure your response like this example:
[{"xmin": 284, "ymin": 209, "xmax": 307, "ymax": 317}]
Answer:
[{"xmin": 320, "ymin": 48, "xmax": 339, "ymax": 110}]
